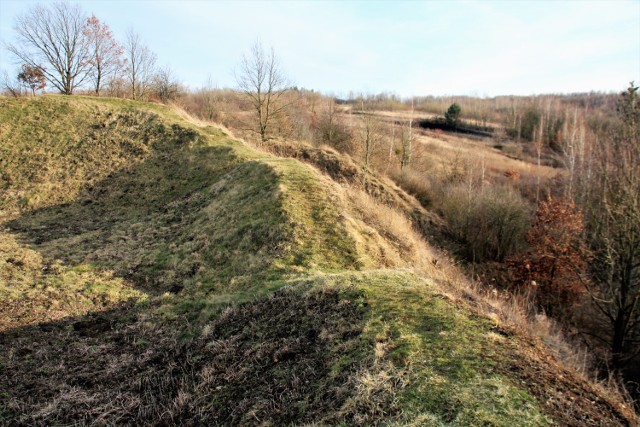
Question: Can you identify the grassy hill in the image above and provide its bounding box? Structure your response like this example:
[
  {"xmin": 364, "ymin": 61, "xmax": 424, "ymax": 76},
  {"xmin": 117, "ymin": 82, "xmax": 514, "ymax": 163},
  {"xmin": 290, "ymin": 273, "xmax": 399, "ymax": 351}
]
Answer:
[{"xmin": 0, "ymin": 96, "xmax": 634, "ymax": 426}]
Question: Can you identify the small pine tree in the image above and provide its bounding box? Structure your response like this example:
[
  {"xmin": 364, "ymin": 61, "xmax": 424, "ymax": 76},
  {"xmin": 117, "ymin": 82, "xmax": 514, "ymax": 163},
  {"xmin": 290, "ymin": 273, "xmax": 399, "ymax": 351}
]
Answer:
[{"xmin": 445, "ymin": 103, "xmax": 461, "ymax": 128}]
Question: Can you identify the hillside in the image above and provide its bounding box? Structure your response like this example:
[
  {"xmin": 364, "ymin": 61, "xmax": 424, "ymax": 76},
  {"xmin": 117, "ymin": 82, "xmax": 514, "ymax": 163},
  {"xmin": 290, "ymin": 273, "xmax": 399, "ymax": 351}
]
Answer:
[{"xmin": 0, "ymin": 96, "xmax": 635, "ymax": 426}]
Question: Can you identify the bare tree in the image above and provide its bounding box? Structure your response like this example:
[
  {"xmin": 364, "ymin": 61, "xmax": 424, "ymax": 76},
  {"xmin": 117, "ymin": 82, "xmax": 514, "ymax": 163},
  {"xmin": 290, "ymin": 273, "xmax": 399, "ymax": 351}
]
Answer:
[
  {"xmin": 201, "ymin": 74, "xmax": 220, "ymax": 121},
  {"xmin": 322, "ymin": 99, "xmax": 339, "ymax": 146},
  {"xmin": 153, "ymin": 65, "xmax": 181, "ymax": 103},
  {"xmin": 570, "ymin": 83, "xmax": 640, "ymax": 372},
  {"xmin": 1, "ymin": 69, "xmax": 23, "ymax": 97},
  {"xmin": 534, "ymin": 113, "xmax": 544, "ymax": 203},
  {"xmin": 6, "ymin": 2, "xmax": 91, "ymax": 95},
  {"xmin": 104, "ymin": 71, "xmax": 127, "ymax": 98},
  {"xmin": 83, "ymin": 15, "xmax": 124, "ymax": 96},
  {"xmin": 561, "ymin": 107, "xmax": 588, "ymax": 200},
  {"xmin": 403, "ymin": 99, "xmax": 415, "ymax": 170},
  {"xmin": 387, "ymin": 119, "xmax": 395, "ymax": 173},
  {"xmin": 358, "ymin": 99, "xmax": 381, "ymax": 183},
  {"xmin": 124, "ymin": 29, "xmax": 157, "ymax": 101},
  {"xmin": 314, "ymin": 98, "xmax": 353, "ymax": 152},
  {"xmin": 236, "ymin": 40, "xmax": 289, "ymax": 144}
]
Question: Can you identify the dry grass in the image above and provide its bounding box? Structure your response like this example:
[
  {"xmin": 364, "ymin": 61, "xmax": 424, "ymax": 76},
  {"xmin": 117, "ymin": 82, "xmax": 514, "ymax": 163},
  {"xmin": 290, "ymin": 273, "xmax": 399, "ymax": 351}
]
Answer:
[
  {"xmin": 168, "ymin": 102, "xmax": 214, "ymax": 128},
  {"xmin": 1, "ymin": 286, "xmax": 380, "ymax": 425},
  {"xmin": 388, "ymin": 167, "xmax": 434, "ymax": 208},
  {"xmin": 428, "ymin": 259, "xmax": 638, "ymax": 422},
  {"xmin": 342, "ymin": 186, "xmax": 439, "ymax": 276},
  {"xmin": 415, "ymin": 131, "xmax": 561, "ymax": 181}
]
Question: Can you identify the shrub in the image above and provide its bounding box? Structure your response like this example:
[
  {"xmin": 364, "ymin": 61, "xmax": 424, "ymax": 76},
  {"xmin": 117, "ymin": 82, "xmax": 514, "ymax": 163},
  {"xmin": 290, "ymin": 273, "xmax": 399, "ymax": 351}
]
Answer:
[
  {"xmin": 507, "ymin": 196, "xmax": 588, "ymax": 317},
  {"xmin": 313, "ymin": 110, "xmax": 354, "ymax": 154},
  {"xmin": 445, "ymin": 103, "xmax": 462, "ymax": 128},
  {"xmin": 440, "ymin": 184, "xmax": 531, "ymax": 262},
  {"xmin": 388, "ymin": 167, "xmax": 434, "ymax": 208}
]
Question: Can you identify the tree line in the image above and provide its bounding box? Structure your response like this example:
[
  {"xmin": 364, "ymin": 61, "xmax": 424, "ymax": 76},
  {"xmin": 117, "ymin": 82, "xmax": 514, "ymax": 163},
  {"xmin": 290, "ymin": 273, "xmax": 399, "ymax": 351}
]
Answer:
[{"xmin": 2, "ymin": 2, "xmax": 177, "ymax": 101}]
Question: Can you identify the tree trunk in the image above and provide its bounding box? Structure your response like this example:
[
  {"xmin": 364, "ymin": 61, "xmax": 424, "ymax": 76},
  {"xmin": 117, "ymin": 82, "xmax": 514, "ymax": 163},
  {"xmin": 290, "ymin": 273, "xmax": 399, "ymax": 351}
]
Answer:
[
  {"xmin": 95, "ymin": 62, "xmax": 102, "ymax": 96},
  {"xmin": 612, "ymin": 308, "xmax": 627, "ymax": 370}
]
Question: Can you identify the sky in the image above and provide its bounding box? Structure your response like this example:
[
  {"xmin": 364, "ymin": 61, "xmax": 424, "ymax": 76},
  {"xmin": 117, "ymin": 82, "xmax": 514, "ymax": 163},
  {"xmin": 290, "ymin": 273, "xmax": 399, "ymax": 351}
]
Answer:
[{"xmin": 0, "ymin": 0, "xmax": 639, "ymax": 98}]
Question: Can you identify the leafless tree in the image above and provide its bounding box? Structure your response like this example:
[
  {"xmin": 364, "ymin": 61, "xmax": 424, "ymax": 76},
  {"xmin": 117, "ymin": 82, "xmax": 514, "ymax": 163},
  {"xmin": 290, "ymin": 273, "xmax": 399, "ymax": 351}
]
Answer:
[
  {"xmin": 104, "ymin": 72, "xmax": 127, "ymax": 98},
  {"xmin": 124, "ymin": 29, "xmax": 157, "ymax": 101},
  {"xmin": 201, "ymin": 74, "xmax": 220, "ymax": 121},
  {"xmin": 533, "ymin": 113, "xmax": 544, "ymax": 203},
  {"xmin": 321, "ymin": 99, "xmax": 339, "ymax": 146},
  {"xmin": 83, "ymin": 15, "xmax": 124, "ymax": 96},
  {"xmin": 6, "ymin": 2, "xmax": 92, "ymax": 95},
  {"xmin": 1, "ymin": 69, "xmax": 23, "ymax": 97},
  {"xmin": 313, "ymin": 98, "xmax": 353, "ymax": 152},
  {"xmin": 358, "ymin": 99, "xmax": 381, "ymax": 183},
  {"xmin": 236, "ymin": 40, "xmax": 290, "ymax": 144},
  {"xmin": 570, "ymin": 83, "xmax": 640, "ymax": 372},
  {"xmin": 153, "ymin": 65, "xmax": 181, "ymax": 103},
  {"xmin": 401, "ymin": 99, "xmax": 415, "ymax": 171},
  {"xmin": 561, "ymin": 107, "xmax": 588, "ymax": 200}
]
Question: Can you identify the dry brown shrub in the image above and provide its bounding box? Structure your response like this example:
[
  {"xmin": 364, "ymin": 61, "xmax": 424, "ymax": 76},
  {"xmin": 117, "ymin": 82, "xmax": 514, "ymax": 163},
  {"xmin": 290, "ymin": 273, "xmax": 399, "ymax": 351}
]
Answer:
[
  {"xmin": 504, "ymin": 168, "xmax": 520, "ymax": 181},
  {"xmin": 507, "ymin": 196, "xmax": 588, "ymax": 318},
  {"xmin": 388, "ymin": 167, "xmax": 434, "ymax": 208}
]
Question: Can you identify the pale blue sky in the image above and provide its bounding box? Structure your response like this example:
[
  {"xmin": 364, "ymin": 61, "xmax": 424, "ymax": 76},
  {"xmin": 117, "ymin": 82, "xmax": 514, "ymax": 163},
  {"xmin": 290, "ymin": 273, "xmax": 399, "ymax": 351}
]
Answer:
[{"xmin": 1, "ymin": 0, "xmax": 638, "ymax": 97}]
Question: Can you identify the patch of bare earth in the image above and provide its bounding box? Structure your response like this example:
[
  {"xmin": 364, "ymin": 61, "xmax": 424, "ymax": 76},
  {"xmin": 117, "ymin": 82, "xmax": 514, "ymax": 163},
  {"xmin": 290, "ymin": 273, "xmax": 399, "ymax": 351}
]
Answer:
[{"xmin": 498, "ymin": 328, "xmax": 635, "ymax": 427}]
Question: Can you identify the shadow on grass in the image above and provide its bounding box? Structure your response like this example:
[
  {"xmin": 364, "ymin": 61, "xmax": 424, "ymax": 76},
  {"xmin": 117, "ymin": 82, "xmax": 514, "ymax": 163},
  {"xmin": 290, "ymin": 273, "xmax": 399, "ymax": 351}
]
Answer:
[
  {"xmin": 0, "ymin": 286, "xmax": 376, "ymax": 426},
  {"xmin": 1, "ymin": 123, "xmax": 389, "ymax": 423},
  {"xmin": 2, "ymin": 131, "xmax": 286, "ymax": 297}
]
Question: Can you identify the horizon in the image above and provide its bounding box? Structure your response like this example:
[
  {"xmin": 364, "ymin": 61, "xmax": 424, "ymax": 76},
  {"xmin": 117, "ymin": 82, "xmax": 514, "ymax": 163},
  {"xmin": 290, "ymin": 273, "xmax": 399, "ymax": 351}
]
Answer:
[{"xmin": 0, "ymin": 0, "xmax": 639, "ymax": 98}]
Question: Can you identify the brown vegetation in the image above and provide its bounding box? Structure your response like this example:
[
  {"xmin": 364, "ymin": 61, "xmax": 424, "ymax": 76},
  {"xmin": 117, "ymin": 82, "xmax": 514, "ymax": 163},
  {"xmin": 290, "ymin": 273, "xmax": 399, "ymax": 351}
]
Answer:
[{"xmin": 507, "ymin": 196, "xmax": 588, "ymax": 317}]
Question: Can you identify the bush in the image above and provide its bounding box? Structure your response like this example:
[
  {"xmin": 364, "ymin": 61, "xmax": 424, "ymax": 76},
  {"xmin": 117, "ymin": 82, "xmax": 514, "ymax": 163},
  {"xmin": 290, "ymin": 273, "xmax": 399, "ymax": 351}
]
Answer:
[
  {"xmin": 312, "ymin": 105, "xmax": 354, "ymax": 154},
  {"xmin": 507, "ymin": 196, "xmax": 587, "ymax": 317},
  {"xmin": 445, "ymin": 103, "xmax": 461, "ymax": 128},
  {"xmin": 440, "ymin": 184, "xmax": 531, "ymax": 262},
  {"xmin": 388, "ymin": 167, "xmax": 434, "ymax": 208}
]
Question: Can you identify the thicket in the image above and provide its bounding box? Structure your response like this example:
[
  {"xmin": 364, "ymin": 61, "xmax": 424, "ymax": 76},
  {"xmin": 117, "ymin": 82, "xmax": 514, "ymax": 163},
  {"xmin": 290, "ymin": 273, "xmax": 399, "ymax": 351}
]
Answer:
[
  {"xmin": 567, "ymin": 84, "xmax": 640, "ymax": 391},
  {"xmin": 507, "ymin": 197, "xmax": 588, "ymax": 318},
  {"xmin": 439, "ymin": 184, "xmax": 530, "ymax": 263}
]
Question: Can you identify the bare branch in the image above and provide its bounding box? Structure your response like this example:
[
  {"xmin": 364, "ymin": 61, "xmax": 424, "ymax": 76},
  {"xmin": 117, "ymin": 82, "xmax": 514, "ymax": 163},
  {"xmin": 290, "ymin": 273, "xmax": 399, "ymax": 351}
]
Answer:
[
  {"xmin": 6, "ymin": 2, "xmax": 92, "ymax": 94},
  {"xmin": 124, "ymin": 28, "xmax": 157, "ymax": 101},
  {"xmin": 83, "ymin": 15, "xmax": 124, "ymax": 96},
  {"xmin": 236, "ymin": 40, "xmax": 290, "ymax": 144}
]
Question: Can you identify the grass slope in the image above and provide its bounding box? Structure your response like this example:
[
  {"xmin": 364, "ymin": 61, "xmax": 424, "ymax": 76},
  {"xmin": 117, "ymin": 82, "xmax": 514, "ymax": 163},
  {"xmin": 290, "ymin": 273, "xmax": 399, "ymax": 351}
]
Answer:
[
  {"xmin": 0, "ymin": 96, "xmax": 358, "ymax": 328},
  {"xmin": 0, "ymin": 96, "xmax": 633, "ymax": 426}
]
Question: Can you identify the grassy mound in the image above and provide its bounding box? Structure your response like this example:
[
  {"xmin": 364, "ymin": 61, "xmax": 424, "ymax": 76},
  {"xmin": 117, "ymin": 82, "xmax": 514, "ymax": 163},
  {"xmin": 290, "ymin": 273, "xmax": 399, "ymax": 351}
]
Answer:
[
  {"xmin": 3, "ymin": 271, "xmax": 630, "ymax": 425},
  {"xmin": 0, "ymin": 96, "xmax": 634, "ymax": 426},
  {"xmin": 0, "ymin": 96, "xmax": 360, "ymax": 328}
]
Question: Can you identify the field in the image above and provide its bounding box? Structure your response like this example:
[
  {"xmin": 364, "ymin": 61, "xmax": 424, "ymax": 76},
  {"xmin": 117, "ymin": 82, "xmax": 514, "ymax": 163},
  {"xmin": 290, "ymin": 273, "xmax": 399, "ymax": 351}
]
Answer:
[{"xmin": 0, "ymin": 95, "xmax": 635, "ymax": 425}]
